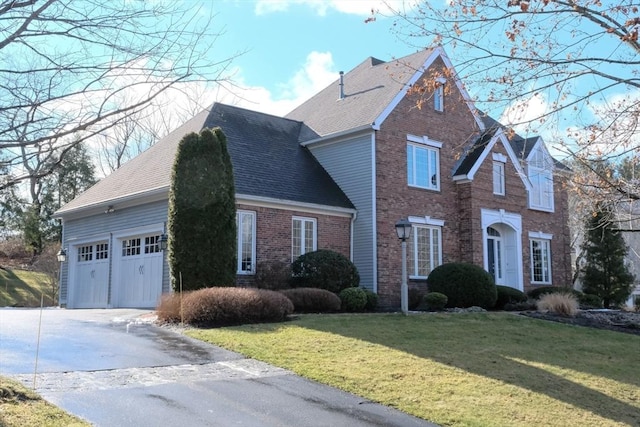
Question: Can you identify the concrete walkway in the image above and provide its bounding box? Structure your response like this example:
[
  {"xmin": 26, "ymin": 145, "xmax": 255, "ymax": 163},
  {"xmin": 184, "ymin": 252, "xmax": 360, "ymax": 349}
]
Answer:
[{"xmin": 0, "ymin": 308, "xmax": 438, "ymax": 426}]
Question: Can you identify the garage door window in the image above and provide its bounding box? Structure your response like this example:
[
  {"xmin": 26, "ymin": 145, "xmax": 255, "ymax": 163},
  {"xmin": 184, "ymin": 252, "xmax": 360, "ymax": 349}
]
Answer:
[
  {"xmin": 144, "ymin": 235, "xmax": 161, "ymax": 254},
  {"xmin": 122, "ymin": 238, "xmax": 141, "ymax": 256},
  {"xmin": 96, "ymin": 243, "xmax": 109, "ymax": 260},
  {"xmin": 78, "ymin": 245, "xmax": 93, "ymax": 262}
]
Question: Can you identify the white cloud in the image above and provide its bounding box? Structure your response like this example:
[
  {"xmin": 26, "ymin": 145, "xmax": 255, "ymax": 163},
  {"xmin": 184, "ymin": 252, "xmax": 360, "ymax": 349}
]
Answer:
[{"xmin": 254, "ymin": 0, "xmax": 404, "ymax": 16}]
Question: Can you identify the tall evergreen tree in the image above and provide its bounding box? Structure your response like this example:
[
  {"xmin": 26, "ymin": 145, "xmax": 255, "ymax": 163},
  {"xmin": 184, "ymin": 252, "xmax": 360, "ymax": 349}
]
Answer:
[
  {"xmin": 581, "ymin": 204, "xmax": 635, "ymax": 308},
  {"xmin": 168, "ymin": 128, "xmax": 236, "ymax": 291}
]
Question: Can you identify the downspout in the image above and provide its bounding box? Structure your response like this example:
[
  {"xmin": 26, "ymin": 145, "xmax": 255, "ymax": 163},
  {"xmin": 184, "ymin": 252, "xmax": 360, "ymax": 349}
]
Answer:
[{"xmin": 350, "ymin": 211, "xmax": 357, "ymax": 263}]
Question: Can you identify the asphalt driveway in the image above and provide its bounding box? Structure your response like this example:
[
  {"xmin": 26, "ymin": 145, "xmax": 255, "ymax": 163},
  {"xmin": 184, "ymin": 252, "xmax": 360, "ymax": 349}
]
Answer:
[{"xmin": 0, "ymin": 308, "xmax": 437, "ymax": 426}]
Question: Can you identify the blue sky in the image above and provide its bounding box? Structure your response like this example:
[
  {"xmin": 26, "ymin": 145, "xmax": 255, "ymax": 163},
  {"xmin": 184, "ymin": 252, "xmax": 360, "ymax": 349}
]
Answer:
[{"xmin": 204, "ymin": 1, "xmax": 416, "ymax": 116}]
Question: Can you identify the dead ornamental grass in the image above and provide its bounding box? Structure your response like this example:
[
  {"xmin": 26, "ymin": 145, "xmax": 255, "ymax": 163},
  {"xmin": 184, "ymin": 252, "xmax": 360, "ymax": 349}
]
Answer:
[{"xmin": 537, "ymin": 293, "xmax": 579, "ymax": 317}]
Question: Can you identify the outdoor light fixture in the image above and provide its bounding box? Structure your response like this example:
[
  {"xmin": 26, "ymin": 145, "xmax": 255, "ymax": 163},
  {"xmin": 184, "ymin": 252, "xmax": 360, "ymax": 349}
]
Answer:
[
  {"xmin": 159, "ymin": 233, "xmax": 168, "ymax": 251},
  {"xmin": 57, "ymin": 248, "xmax": 67, "ymax": 263},
  {"xmin": 395, "ymin": 218, "xmax": 412, "ymax": 315},
  {"xmin": 104, "ymin": 205, "xmax": 115, "ymax": 214}
]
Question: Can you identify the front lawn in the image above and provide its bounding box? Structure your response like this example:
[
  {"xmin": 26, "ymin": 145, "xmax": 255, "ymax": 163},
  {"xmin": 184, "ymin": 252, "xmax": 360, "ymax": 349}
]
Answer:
[
  {"xmin": 188, "ymin": 312, "xmax": 640, "ymax": 427},
  {"xmin": 0, "ymin": 269, "xmax": 55, "ymax": 307}
]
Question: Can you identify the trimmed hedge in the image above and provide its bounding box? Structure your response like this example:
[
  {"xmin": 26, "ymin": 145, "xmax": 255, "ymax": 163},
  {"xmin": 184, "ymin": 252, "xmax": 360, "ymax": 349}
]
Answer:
[
  {"xmin": 427, "ymin": 263, "xmax": 497, "ymax": 309},
  {"xmin": 363, "ymin": 289, "xmax": 379, "ymax": 311},
  {"xmin": 156, "ymin": 288, "xmax": 293, "ymax": 326},
  {"xmin": 339, "ymin": 287, "xmax": 368, "ymax": 312},
  {"xmin": 279, "ymin": 288, "xmax": 341, "ymax": 313},
  {"xmin": 424, "ymin": 292, "xmax": 448, "ymax": 311},
  {"xmin": 290, "ymin": 249, "xmax": 360, "ymax": 294},
  {"xmin": 494, "ymin": 285, "xmax": 528, "ymax": 310}
]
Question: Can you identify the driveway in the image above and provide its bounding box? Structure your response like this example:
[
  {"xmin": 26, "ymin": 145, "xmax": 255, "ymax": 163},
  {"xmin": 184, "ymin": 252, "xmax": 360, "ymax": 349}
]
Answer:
[{"xmin": 0, "ymin": 308, "xmax": 437, "ymax": 427}]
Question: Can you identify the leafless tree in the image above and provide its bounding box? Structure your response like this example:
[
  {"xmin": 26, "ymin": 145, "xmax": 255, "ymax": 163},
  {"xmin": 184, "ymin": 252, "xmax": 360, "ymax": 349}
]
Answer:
[{"xmin": 1, "ymin": 0, "xmax": 239, "ymax": 190}]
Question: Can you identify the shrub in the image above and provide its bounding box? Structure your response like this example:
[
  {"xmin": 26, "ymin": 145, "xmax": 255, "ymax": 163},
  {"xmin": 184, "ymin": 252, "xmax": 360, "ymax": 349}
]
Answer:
[
  {"xmin": 290, "ymin": 249, "xmax": 360, "ymax": 294},
  {"xmin": 157, "ymin": 288, "xmax": 293, "ymax": 326},
  {"xmin": 527, "ymin": 286, "xmax": 583, "ymax": 300},
  {"xmin": 279, "ymin": 288, "xmax": 341, "ymax": 313},
  {"xmin": 363, "ymin": 289, "xmax": 378, "ymax": 311},
  {"xmin": 494, "ymin": 285, "xmax": 528, "ymax": 310},
  {"xmin": 427, "ymin": 263, "xmax": 497, "ymax": 309},
  {"xmin": 339, "ymin": 287, "xmax": 367, "ymax": 312},
  {"xmin": 408, "ymin": 288, "xmax": 424, "ymax": 310},
  {"xmin": 424, "ymin": 292, "xmax": 448, "ymax": 311},
  {"xmin": 157, "ymin": 293, "xmax": 184, "ymax": 323},
  {"xmin": 503, "ymin": 300, "xmax": 537, "ymax": 311},
  {"xmin": 255, "ymin": 261, "xmax": 291, "ymax": 290},
  {"xmin": 579, "ymin": 293, "xmax": 603, "ymax": 309},
  {"xmin": 537, "ymin": 293, "xmax": 579, "ymax": 317}
]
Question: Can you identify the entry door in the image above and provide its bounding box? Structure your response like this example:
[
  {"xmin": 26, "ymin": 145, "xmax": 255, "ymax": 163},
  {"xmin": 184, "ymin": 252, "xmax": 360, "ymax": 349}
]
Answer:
[
  {"xmin": 117, "ymin": 235, "xmax": 163, "ymax": 308},
  {"xmin": 73, "ymin": 242, "xmax": 109, "ymax": 308},
  {"xmin": 487, "ymin": 227, "xmax": 503, "ymax": 284}
]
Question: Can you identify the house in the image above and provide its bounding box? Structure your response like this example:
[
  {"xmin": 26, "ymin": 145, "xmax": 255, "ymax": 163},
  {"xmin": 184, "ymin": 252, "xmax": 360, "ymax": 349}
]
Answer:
[{"xmin": 54, "ymin": 47, "xmax": 572, "ymax": 309}]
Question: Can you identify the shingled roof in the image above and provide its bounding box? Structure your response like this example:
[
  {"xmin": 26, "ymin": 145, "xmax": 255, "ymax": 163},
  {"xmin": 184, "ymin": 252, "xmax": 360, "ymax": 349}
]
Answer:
[
  {"xmin": 286, "ymin": 49, "xmax": 434, "ymax": 138},
  {"xmin": 56, "ymin": 103, "xmax": 353, "ymax": 216}
]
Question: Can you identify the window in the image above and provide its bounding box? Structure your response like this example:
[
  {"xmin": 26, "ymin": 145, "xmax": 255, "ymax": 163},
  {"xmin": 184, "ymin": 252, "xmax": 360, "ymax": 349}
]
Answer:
[
  {"xmin": 78, "ymin": 245, "xmax": 93, "ymax": 262},
  {"xmin": 528, "ymin": 147, "xmax": 554, "ymax": 211},
  {"xmin": 292, "ymin": 217, "xmax": 317, "ymax": 260},
  {"xmin": 95, "ymin": 243, "xmax": 109, "ymax": 260},
  {"xmin": 122, "ymin": 238, "xmax": 141, "ymax": 257},
  {"xmin": 237, "ymin": 211, "xmax": 256, "ymax": 274},
  {"xmin": 144, "ymin": 235, "xmax": 161, "ymax": 254},
  {"xmin": 493, "ymin": 161, "xmax": 505, "ymax": 195},
  {"xmin": 407, "ymin": 143, "xmax": 440, "ymax": 190},
  {"xmin": 530, "ymin": 238, "xmax": 552, "ymax": 284},
  {"xmin": 434, "ymin": 84, "xmax": 444, "ymax": 112},
  {"xmin": 407, "ymin": 223, "xmax": 443, "ymax": 278}
]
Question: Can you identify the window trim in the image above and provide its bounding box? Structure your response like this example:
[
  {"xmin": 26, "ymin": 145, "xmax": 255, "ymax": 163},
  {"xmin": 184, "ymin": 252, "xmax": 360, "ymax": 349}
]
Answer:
[
  {"xmin": 292, "ymin": 216, "xmax": 317, "ymax": 261},
  {"xmin": 527, "ymin": 146, "xmax": 555, "ymax": 212},
  {"xmin": 529, "ymin": 234, "xmax": 552, "ymax": 284},
  {"xmin": 237, "ymin": 210, "xmax": 256, "ymax": 275},
  {"xmin": 407, "ymin": 216, "xmax": 444, "ymax": 279},
  {"xmin": 407, "ymin": 140, "xmax": 441, "ymax": 191},
  {"xmin": 434, "ymin": 84, "xmax": 444, "ymax": 112},
  {"xmin": 493, "ymin": 161, "xmax": 506, "ymax": 196}
]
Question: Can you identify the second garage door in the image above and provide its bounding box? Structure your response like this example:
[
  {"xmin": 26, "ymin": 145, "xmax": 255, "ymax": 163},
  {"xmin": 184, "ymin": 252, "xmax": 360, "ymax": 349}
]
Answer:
[{"xmin": 114, "ymin": 234, "xmax": 164, "ymax": 308}]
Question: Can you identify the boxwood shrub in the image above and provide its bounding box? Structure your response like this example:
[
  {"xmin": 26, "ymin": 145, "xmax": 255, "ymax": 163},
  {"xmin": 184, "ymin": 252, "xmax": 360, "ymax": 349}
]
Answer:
[
  {"xmin": 424, "ymin": 292, "xmax": 448, "ymax": 311},
  {"xmin": 363, "ymin": 289, "xmax": 378, "ymax": 311},
  {"xmin": 289, "ymin": 249, "xmax": 360, "ymax": 294},
  {"xmin": 494, "ymin": 285, "xmax": 528, "ymax": 310},
  {"xmin": 427, "ymin": 263, "xmax": 497, "ymax": 309},
  {"xmin": 279, "ymin": 288, "xmax": 341, "ymax": 313},
  {"xmin": 339, "ymin": 287, "xmax": 368, "ymax": 312}
]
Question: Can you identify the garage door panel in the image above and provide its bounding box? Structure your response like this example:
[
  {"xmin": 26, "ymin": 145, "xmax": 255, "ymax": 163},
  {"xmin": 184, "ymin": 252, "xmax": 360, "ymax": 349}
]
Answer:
[
  {"xmin": 72, "ymin": 242, "xmax": 109, "ymax": 309},
  {"xmin": 116, "ymin": 234, "xmax": 163, "ymax": 308}
]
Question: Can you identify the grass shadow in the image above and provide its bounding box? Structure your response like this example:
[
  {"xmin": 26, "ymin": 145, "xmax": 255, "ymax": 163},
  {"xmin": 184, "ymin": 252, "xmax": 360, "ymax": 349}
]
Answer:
[{"xmin": 0, "ymin": 269, "xmax": 54, "ymax": 307}]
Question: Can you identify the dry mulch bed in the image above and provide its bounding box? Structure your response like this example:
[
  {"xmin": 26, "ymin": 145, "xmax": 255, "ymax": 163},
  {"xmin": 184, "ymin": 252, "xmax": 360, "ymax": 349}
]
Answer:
[{"xmin": 522, "ymin": 310, "xmax": 640, "ymax": 336}]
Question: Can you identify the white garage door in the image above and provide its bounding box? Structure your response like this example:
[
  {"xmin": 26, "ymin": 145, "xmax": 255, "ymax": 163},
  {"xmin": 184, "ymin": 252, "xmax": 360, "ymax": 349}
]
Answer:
[
  {"xmin": 115, "ymin": 234, "xmax": 164, "ymax": 308},
  {"xmin": 72, "ymin": 242, "xmax": 110, "ymax": 308}
]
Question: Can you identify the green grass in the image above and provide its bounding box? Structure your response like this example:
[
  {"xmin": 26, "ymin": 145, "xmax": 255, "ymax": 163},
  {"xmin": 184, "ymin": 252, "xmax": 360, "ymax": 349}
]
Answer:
[
  {"xmin": 0, "ymin": 376, "xmax": 88, "ymax": 427},
  {"xmin": 0, "ymin": 269, "xmax": 55, "ymax": 307},
  {"xmin": 188, "ymin": 312, "xmax": 640, "ymax": 427}
]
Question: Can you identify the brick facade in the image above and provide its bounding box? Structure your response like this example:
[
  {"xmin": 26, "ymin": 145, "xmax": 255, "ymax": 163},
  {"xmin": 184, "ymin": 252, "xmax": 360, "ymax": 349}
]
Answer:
[
  {"xmin": 373, "ymin": 58, "xmax": 572, "ymax": 308},
  {"xmin": 235, "ymin": 203, "xmax": 352, "ymax": 287}
]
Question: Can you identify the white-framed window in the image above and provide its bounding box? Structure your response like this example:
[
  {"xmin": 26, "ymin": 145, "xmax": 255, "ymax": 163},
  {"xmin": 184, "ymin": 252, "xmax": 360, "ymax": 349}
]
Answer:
[
  {"xmin": 406, "ymin": 216, "xmax": 444, "ymax": 279},
  {"xmin": 434, "ymin": 77, "xmax": 446, "ymax": 112},
  {"xmin": 493, "ymin": 161, "xmax": 505, "ymax": 195},
  {"xmin": 122, "ymin": 238, "xmax": 141, "ymax": 257},
  {"xmin": 78, "ymin": 245, "xmax": 93, "ymax": 262},
  {"xmin": 95, "ymin": 243, "xmax": 109, "ymax": 260},
  {"xmin": 292, "ymin": 216, "xmax": 317, "ymax": 261},
  {"xmin": 528, "ymin": 147, "xmax": 554, "ymax": 211},
  {"xmin": 237, "ymin": 211, "xmax": 256, "ymax": 274},
  {"xmin": 407, "ymin": 138, "xmax": 440, "ymax": 191},
  {"xmin": 144, "ymin": 235, "xmax": 161, "ymax": 254},
  {"xmin": 530, "ymin": 233, "xmax": 552, "ymax": 284}
]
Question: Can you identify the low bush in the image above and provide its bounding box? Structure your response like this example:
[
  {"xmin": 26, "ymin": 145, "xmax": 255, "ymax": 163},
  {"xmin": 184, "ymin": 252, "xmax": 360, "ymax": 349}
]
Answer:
[
  {"xmin": 424, "ymin": 292, "xmax": 448, "ymax": 311},
  {"xmin": 339, "ymin": 287, "xmax": 368, "ymax": 312},
  {"xmin": 254, "ymin": 260, "xmax": 291, "ymax": 290},
  {"xmin": 527, "ymin": 286, "xmax": 583, "ymax": 300},
  {"xmin": 279, "ymin": 288, "xmax": 341, "ymax": 313},
  {"xmin": 494, "ymin": 285, "xmax": 528, "ymax": 310},
  {"xmin": 579, "ymin": 293, "xmax": 603, "ymax": 309},
  {"xmin": 503, "ymin": 300, "xmax": 537, "ymax": 311},
  {"xmin": 157, "ymin": 288, "xmax": 293, "ymax": 326},
  {"xmin": 290, "ymin": 249, "xmax": 360, "ymax": 294},
  {"xmin": 537, "ymin": 293, "xmax": 579, "ymax": 317},
  {"xmin": 408, "ymin": 288, "xmax": 424, "ymax": 310},
  {"xmin": 363, "ymin": 289, "xmax": 378, "ymax": 311},
  {"xmin": 427, "ymin": 263, "xmax": 497, "ymax": 309},
  {"xmin": 157, "ymin": 293, "xmax": 184, "ymax": 323}
]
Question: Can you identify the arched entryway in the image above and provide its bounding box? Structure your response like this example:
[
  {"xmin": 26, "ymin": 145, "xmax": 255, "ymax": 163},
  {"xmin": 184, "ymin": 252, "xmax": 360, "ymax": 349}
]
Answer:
[{"xmin": 481, "ymin": 209, "xmax": 523, "ymax": 291}]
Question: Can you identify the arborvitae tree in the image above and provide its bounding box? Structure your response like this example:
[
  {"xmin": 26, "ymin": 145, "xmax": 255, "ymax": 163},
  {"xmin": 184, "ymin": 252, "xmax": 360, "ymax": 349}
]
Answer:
[
  {"xmin": 168, "ymin": 128, "xmax": 237, "ymax": 291},
  {"xmin": 581, "ymin": 204, "xmax": 635, "ymax": 308}
]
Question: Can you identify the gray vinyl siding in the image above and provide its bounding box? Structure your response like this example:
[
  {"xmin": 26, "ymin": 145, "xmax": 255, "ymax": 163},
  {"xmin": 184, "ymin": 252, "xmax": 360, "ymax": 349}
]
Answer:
[
  {"xmin": 59, "ymin": 200, "xmax": 169, "ymax": 305},
  {"xmin": 309, "ymin": 134, "xmax": 376, "ymax": 291}
]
